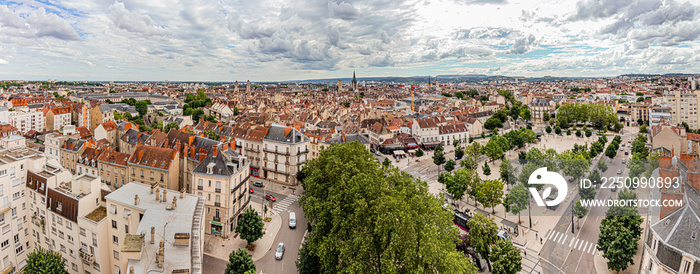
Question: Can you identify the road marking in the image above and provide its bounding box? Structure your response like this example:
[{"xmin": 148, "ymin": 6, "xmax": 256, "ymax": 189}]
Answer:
[
  {"xmin": 569, "ymin": 238, "xmax": 576, "ymax": 247},
  {"xmin": 549, "ymin": 231, "xmax": 557, "ymax": 240},
  {"xmin": 589, "ymin": 244, "xmax": 596, "ymax": 254},
  {"xmin": 577, "ymin": 240, "xmax": 584, "ymax": 250},
  {"xmin": 555, "ymin": 232, "xmax": 562, "ymax": 242},
  {"xmin": 582, "ymin": 242, "xmax": 589, "ymax": 252},
  {"xmin": 560, "ymin": 235, "xmax": 568, "ymax": 244}
]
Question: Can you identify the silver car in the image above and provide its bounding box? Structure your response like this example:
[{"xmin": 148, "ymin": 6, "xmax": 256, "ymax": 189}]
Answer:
[{"xmin": 275, "ymin": 242, "xmax": 285, "ymax": 260}]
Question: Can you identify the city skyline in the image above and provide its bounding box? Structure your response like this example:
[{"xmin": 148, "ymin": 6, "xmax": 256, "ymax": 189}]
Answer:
[{"xmin": 1, "ymin": 0, "xmax": 699, "ymax": 82}]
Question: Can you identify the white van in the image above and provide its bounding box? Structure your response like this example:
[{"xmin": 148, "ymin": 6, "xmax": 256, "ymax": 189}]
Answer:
[{"xmin": 289, "ymin": 212, "xmax": 296, "ymax": 229}]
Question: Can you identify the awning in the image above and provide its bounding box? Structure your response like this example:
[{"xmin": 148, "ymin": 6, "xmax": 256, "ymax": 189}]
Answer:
[
  {"xmin": 393, "ymin": 150, "xmax": 406, "ymax": 156},
  {"xmin": 211, "ymin": 221, "xmax": 222, "ymax": 226},
  {"xmin": 406, "ymin": 143, "xmax": 419, "ymax": 149}
]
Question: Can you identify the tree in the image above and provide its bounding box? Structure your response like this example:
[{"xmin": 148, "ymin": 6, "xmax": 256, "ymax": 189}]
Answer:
[
  {"xmin": 135, "ymin": 100, "xmax": 149, "ymax": 116},
  {"xmin": 475, "ymin": 179, "xmax": 504, "ymax": 213},
  {"xmin": 205, "ymin": 129, "xmax": 221, "ymax": 141},
  {"xmin": 499, "ymin": 160, "xmax": 517, "ymax": 187},
  {"xmin": 520, "ymin": 108, "xmax": 531, "ymax": 120},
  {"xmin": 559, "ymin": 151, "xmax": 591, "ymax": 182},
  {"xmin": 455, "ymin": 146, "xmax": 464, "ymax": 159},
  {"xmin": 382, "ymin": 157, "xmax": 391, "ymax": 167},
  {"xmin": 453, "ymin": 139, "xmax": 460, "ymax": 147},
  {"xmin": 482, "ymin": 162, "xmax": 491, "ymax": 175},
  {"xmin": 597, "ymin": 160, "xmax": 608, "ymax": 172},
  {"xmin": 164, "ymin": 122, "xmax": 179, "ymax": 133},
  {"xmin": 444, "ymin": 159, "xmax": 456, "ymax": 173},
  {"xmin": 235, "ymin": 207, "xmax": 264, "ymax": 247},
  {"xmin": 566, "ymin": 129, "xmax": 572, "ymax": 135},
  {"xmin": 449, "ymin": 168, "xmax": 478, "ymax": 202},
  {"xmin": 225, "ymin": 249, "xmax": 256, "ymax": 274},
  {"xmin": 597, "ymin": 216, "xmax": 641, "ymax": 273},
  {"xmin": 484, "ymin": 136, "xmax": 508, "ymax": 160},
  {"xmin": 543, "ymin": 112, "xmax": 550, "ymax": 122},
  {"xmin": 546, "ymin": 126, "xmax": 552, "ymax": 134},
  {"xmin": 205, "ymin": 115, "xmax": 217, "ymax": 122},
  {"xmin": 484, "ymin": 117, "xmax": 503, "ymax": 130},
  {"xmin": 467, "ymin": 213, "xmax": 498, "ymax": 271},
  {"xmin": 554, "ymin": 125, "xmax": 562, "ymax": 135},
  {"xmin": 589, "ymin": 169, "xmax": 602, "ymax": 185},
  {"xmin": 605, "ymin": 143, "xmax": 617, "ymax": 160},
  {"xmin": 575, "ymin": 129, "xmax": 582, "ymax": 137},
  {"xmin": 461, "ymin": 143, "xmax": 481, "ymax": 170},
  {"xmin": 639, "ymin": 124, "xmax": 648, "ymax": 133},
  {"xmin": 233, "ymin": 107, "xmax": 240, "ymax": 115},
  {"xmin": 296, "ymin": 242, "xmax": 320, "ymax": 274},
  {"xmin": 25, "ymin": 247, "xmax": 67, "ymax": 274},
  {"xmin": 433, "ymin": 149, "xmax": 446, "ymax": 173},
  {"xmin": 299, "ymin": 142, "xmax": 474, "ymax": 273},
  {"xmin": 507, "ymin": 184, "xmax": 528, "ymax": 222},
  {"xmin": 490, "ymin": 239, "xmax": 522, "ymax": 274},
  {"xmin": 415, "ymin": 148, "xmax": 424, "ymax": 157},
  {"xmin": 579, "ymin": 184, "xmax": 596, "ymax": 201},
  {"xmin": 585, "ymin": 128, "xmax": 593, "ymax": 137},
  {"xmin": 572, "ymin": 200, "xmax": 588, "ymax": 227}
]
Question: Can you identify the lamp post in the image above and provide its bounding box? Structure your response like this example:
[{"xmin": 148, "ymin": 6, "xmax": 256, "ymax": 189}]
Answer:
[{"xmin": 528, "ymin": 190, "xmax": 532, "ymax": 229}]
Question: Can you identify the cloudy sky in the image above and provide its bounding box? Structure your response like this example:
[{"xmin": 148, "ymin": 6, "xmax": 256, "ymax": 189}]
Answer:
[{"xmin": 0, "ymin": 0, "xmax": 699, "ymax": 82}]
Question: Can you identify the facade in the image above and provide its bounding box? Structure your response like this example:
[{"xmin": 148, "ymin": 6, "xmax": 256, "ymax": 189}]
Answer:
[
  {"xmin": 651, "ymin": 125, "xmax": 688, "ymax": 155},
  {"xmin": 529, "ymin": 98, "xmax": 552, "ymax": 123},
  {"xmin": 97, "ymin": 149, "xmax": 130, "ymax": 191},
  {"xmin": 8, "ymin": 109, "xmax": 44, "ymax": 134},
  {"xmin": 664, "ymin": 90, "xmax": 700, "ymax": 129},
  {"xmin": 628, "ymin": 103, "xmax": 651, "ymax": 125},
  {"xmin": 45, "ymin": 106, "xmax": 72, "ymax": 132},
  {"xmin": 94, "ymin": 121, "xmax": 118, "ymax": 145},
  {"xmin": 127, "ymin": 145, "xmax": 180, "ymax": 191},
  {"xmin": 44, "ymin": 127, "xmax": 79, "ymax": 161},
  {"xmin": 192, "ymin": 143, "xmax": 250, "ymax": 237},
  {"xmin": 77, "ymin": 148, "xmax": 102, "ymax": 177},
  {"xmin": 104, "ymin": 182, "xmax": 204, "ymax": 274},
  {"xmin": 262, "ymin": 124, "xmax": 309, "ymax": 185},
  {"xmin": 89, "ymin": 104, "xmax": 114, "ymax": 132},
  {"xmin": 412, "ymin": 118, "xmax": 440, "ymax": 146},
  {"xmin": 650, "ymin": 107, "xmax": 672, "ymax": 128},
  {"xmin": 438, "ymin": 123, "xmax": 469, "ymax": 146},
  {"xmin": 118, "ymin": 129, "xmax": 149, "ymax": 155},
  {"xmin": 59, "ymin": 138, "xmax": 86, "ymax": 175}
]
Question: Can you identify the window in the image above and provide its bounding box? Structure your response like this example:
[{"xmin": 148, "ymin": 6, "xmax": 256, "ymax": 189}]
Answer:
[
  {"xmin": 125, "ymin": 225, "xmax": 129, "ymax": 234},
  {"xmin": 57, "ymin": 217, "xmax": 62, "ymax": 225},
  {"xmin": 66, "ymin": 222, "xmax": 71, "ymax": 230},
  {"xmin": 15, "ymin": 245, "xmax": 22, "ymax": 255},
  {"xmin": 111, "ymin": 220, "xmax": 117, "ymax": 229},
  {"xmin": 80, "ymin": 228, "xmax": 86, "ymax": 237},
  {"xmin": 11, "ymin": 179, "xmax": 19, "ymax": 187},
  {"xmin": 1, "ymin": 240, "xmax": 8, "ymax": 249},
  {"xmin": 682, "ymin": 260, "xmax": 692, "ymax": 274},
  {"xmin": 112, "ymin": 236, "xmax": 118, "ymax": 244},
  {"xmin": 70, "ymin": 249, "xmax": 76, "ymax": 258},
  {"xmin": 113, "ymin": 251, "xmax": 119, "ymax": 259},
  {"xmin": 110, "ymin": 205, "xmax": 117, "ymax": 214},
  {"xmin": 59, "ymin": 231, "xmax": 64, "ymax": 239},
  {"xmin": 68, "ymin": 235, "xmax": 74, "ymax": 244},
  {"xmin": 11, "ymin": 208, "xmax": 16, "ymax": 218},
  {"xmin": 123, "ymin": 209, "xmax": 131, "ymax": 219},
  {"xmin": 72, "ymin": 263, "xmax": 77, "ymax": 271},
  {"xmin": 12, "ymin": 192, "xmax": 19, "ymax": 200},
  {"xmin": 0, "ymin": 170, "xmax": 6, "ymax": 176}
]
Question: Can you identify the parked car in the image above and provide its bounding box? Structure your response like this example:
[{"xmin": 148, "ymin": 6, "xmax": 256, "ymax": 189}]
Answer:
[
  {"xmin": 252, "ymin": 181, "xmax": 264, "ymax": 187},
  {"xmin": 375, "ymin": 151, "xmax": 381, "ymax": 156},
  {"xmin": 289, "ymin": 212, "xmax": 296, "ymax": 229},
  {"xmin": 265, "ymin": 194, "xmax": 276, "ymax": 202},
  {"xmin": 611, "ymin": 185, "xmax": 617, "ymax": 192},
  {"xmin": 617, "ymin": 169, "xmax": 622, "ymax": 175},
  {"xmin": 275, "ymin": 243, "xmax": 285, "ymax": 260},
  {"xmin": 249, "ymin": 187, "xmax": 254, "ymax": 194},
  {"xmin": 621, "ymin": 159, "xmax": 626, "ymax": 164},
  {"xmin": 625, "ymin": 151, "xmax": 629, "ymax": 155}
]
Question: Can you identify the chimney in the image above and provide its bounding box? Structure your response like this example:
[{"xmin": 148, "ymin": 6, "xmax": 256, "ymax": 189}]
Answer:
[
  {"xmin": 70, "ymin": 142, "xmax": 74, "ymax": 150},
  {"xmin": 150, "ymin": 227, "xmax": 155, "ymax": 244},
  {"xmin": 162, "ymin": 188, "xmax": 167, "ymax": 202},
  {"xmin": 190, "ymin": 146, "xmax": 195, "ymax": 158},
  {"xmin": 155, "ymin": 187, "xmax": 160, "ymax": 201},
  {"xmin": 129, "ymin": 266, "xmax": 134, "ymax": 274},
  {"xmin": 212, "ymin": 146, "xmax": 218, "ymax": 157},
  {"xmin": 157, "ymin": 239, "xmax": 165, "ymax": 268},
  {"xmin": 180, "ymin": 188, "xmax": 185, "ymax": 198},
  {"xmin": 222, "ymin": 142, "xmax": 228, "ymax": 151},
  {"xmin": 150, "ymin": 184, "xmax": 156, "ymax": 194},
  {"xmin": 230, "ymin": 140, "xmax": 235, "ymax": 151},
  {"xmin": 172, "ymin": 196, "xmax": 177, "ymax": 209},
  {"xmin": 198, "ymin": 149, "xmax": 207, "ymax": 163},
  {"xmin": 134, "ymin": 195, "xmax": 139, "ymax": 205}
]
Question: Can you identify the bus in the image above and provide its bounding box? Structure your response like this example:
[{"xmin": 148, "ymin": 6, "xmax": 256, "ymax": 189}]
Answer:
[{"xmin": 453, "ymin": 210, "xmax": 470, "ymax": 232}]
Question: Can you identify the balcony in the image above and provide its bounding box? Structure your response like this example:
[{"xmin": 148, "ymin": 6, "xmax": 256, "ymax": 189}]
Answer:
[
  {"xmin": 197, "ymin": 185, "xmax": 203, "ymax": 190},
  {"xmin": 214, "ymin": 202, "xmax": 221, "ymax": 207},
  {"xmin": 215, "ymin": 188, "xmax": 221, "ymax": 193},
  {"xmin": 213, "ymin": 216, "xmax": 220, "ymax": 222},
  {"xmin": 79, "ymin": 248, "xmax": 94, "ymax": 263}
]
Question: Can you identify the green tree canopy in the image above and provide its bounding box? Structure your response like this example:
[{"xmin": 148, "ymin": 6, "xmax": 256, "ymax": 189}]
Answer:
[
  {"xmin": 164, "ymin": 122, "xmax": 179, "ymax": 133},
  {"xmin": 490, "ymin": 239, "xmax": 523, "ymax": 274},
  {"xmin": 507, "ymin": 184, "xmax": 529, "ymax": 222},
  {"xmin": 467, "ymin": 213, "xmax": 499, "ymax": 271},
  {"xmin": 235, "ymin": 207, "xmax": 264, "ymax": 246},
  {"xmin": 25, "ymin": 247, "xmax": 68, "ymax": 274},
  {"xmin": 225, "ymin": 249, "xmax": 256, "ymax": 274},
  {"xmin": 475, "ymin": 179, "xmax": 504, "ymax": 213},
  {"xmin": 299, "ymin": 142, "xmax": 475, "ymax": 273}
]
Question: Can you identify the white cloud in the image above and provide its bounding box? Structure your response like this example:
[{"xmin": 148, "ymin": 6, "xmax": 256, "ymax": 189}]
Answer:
[{"xmin": 0, "ymin": 58, "xmax": 8, "ymax": 65}]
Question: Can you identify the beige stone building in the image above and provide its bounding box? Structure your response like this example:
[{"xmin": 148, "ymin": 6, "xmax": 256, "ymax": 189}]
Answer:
[
  {"xmin": 192, "ymin": 143, "xmax": 250, "ymax": 237},
  {"xmin": 45, "ymin": 106, "xmax": 72, "ymax": 132},
  {"xmin": 59, "ymin": 138, "xmax": 86, "ymax": 175},
  {"xmin": 97, "ymin": 149, "xmax": 130, "ymax": 190},
  {"xmin": 663, "ymin": 89, "xmax": 700, "ymax": 129},
  {"xmin": 262, "ymin": 124, "xmax": 309, "ymax": 185},
  {"xmin": 127, "ymin": 145, "xmax": 180, "ymax": 191},
  {"xmin": 104, "ymin": 182, "xmax": 205, "ymax": 274}
]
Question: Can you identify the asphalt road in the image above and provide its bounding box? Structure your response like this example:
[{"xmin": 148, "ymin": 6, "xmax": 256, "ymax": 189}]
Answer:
[
  {"xmin": 248, "ymin": 187, "xmax": 308, "ymax": 274},
  {"xmin": 540, "ymin": 127, "xmax": 640, "ymax": 273}
]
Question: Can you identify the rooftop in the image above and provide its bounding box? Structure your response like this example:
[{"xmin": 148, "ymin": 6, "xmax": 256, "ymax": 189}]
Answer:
[{"xmin": 84, "ymin": 206, "xmax": 106, "ymax": 223}]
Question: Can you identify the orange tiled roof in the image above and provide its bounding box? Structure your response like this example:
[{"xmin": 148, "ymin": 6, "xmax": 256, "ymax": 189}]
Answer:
[{"xmin": 128, "ymin": 144, "xmax": 177, "ymax": 170}]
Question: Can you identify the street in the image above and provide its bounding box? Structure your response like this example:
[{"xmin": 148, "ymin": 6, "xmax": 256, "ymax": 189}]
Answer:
[{"xmin": 250, "ymin": 185, "xmax": 307, "ymax": 274}]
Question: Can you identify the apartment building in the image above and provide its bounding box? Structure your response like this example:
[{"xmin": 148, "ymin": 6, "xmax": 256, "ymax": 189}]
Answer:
[
  {"xmin": 8, "ymin": 109, "xmax": 44, "ymax": 134},
  {"xmin": 166, "ymin": 130, "xmax": 223, "ymax": 193},
  {"xmin": 664, "ymin": 90, "xmax": 700, "ymax": 128},
  {"xmin": 104, "ymin": 182, "xmax": 204, "ymax": 274},
  {"xmin": 649, "ymin": 107, "xmax": 672, "ymax": 127},
  {"xmin": 262, "ymin": 124, "xmax": 309, "ymax": 185},
  {"xmin": 411, "ymin": 118, "xmax": 440, "ymax": 147},
  {"xmin": 97, "ymin": 149, "xmax": 130, "ymax": 191},
  {"xmin": 438, "ymin": 123, "xmax": 469, "ymax": 146},
  {"xmin": 33, "ymin": 173, "xmax": 107, "ymax": 274},
  {"xmin": 127, "ymin": 145, "xmax": 179, "ymax": 191},
  {"xmin": 44, "ymin": 126, "xmax": 79, "ymax": 161},
  {"xmin": 529, "ymin": 98, "xmax": 553, "ymax": 123},
  {"xmin": 628, "ymin": 102, "xmax": 651, "ymax": 125},
  {"xmin": 77, "ymin": 148, "xmax": 102, "ymax": 177},
  {"xmin": 192, "ymin": 143, "xmax": 249, "ymax": 237},
  {"xmin": 94, "ymin": 121, "xmax": 118, "ymax": 145},
  {"xmin": 59, "ymin": 138, "xmax": 86, "ymax": 175},
  {"xmin": 118, "ymin": 129, "xmax": 149, "ymax": 155},
  {"xmin": 0, "ymin": 141, "xmax": 47, "ymax": 273},
  {"xmin": 45, "ymin": 106, "xmax": 72, "ymax": 132},
  {"xmin": 238, "ymin": 127, "xmax": 266, "ymax": 178},
  {"xmin": 89, "ymin": 104, "xmax": 114, "ymax": 132}
]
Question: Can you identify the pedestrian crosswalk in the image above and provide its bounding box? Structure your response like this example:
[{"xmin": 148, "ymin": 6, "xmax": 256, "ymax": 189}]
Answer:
[
  {"xmin": 546, "ymin": 230, "xmax": 598, "ymax": 255},
  {"xmin": 270, "ymin": 195, "xmax": 298, "ymax": 215}
]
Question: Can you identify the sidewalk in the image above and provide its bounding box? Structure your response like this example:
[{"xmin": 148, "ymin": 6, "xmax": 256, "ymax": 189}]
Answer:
[
  {"xmin": 593, "ymin": 215, "xmax": 648, "ymax": 274},
  {"xmin": 203, "ymin": 202, "xmax": 283, "ymax": 262}
]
